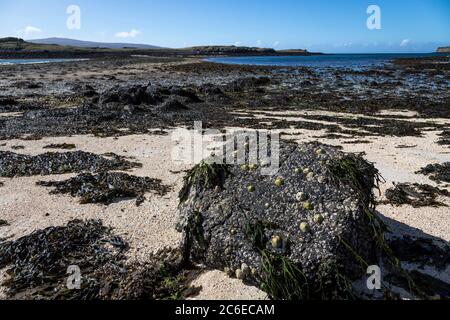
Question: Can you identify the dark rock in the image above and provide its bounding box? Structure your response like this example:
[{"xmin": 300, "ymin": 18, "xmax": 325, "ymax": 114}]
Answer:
[
  {"xmin": 387, "ymin": 235, "xmax": 449, "ymax": 271},
  {"xmin": 14, "ymin": 81, "xmax": 42, "ymax": 89},
  {"xmin": 177, "ymin": 142, "xmax": 381, "ymax": 299},
  {"xmin": 169, "ymin": 86, "xmax": 202, "ymax": 103},
  {"xmin": 0, "ymin": 98, "xmax": 17, "ymax": 106},
  {"xmin": 156, "ymin": 97, "xmax": 189, "ymax": 113},
  {"xmin": 227, "ymin": 77, "xmax": 271, "ymax": 92},
  {"xmin": 80, "ymin": 84, "xmax": 98, "ymax": 98},
  {"xmin": 100, "ymin": 84, "xmax": 148, "ymax": 105},
  {"xmin": 199, "ymin": 83, "xmax": 225, "ymax": 96}
]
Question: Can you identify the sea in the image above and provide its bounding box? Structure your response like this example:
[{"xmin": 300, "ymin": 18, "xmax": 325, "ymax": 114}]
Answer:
[
  {"xmin": 0, "ymin": 58, "xmax": 87, "ymax": 65},
  {"xmin": 1, "ymin": 54, "xmax": 447, "ymax": 68},
  {"xmin": 207, "ymin": 53, "xmax": 447, "ymax": 69}
]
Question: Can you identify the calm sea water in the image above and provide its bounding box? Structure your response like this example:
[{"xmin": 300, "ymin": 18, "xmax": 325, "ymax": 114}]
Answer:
[
  {"xmin": 0, "ymin": 59, "xmax": 87, "ymax": 65},
  {"xmin": 207, "ymin": 53, "xmax": 445, "ymax": 68}
]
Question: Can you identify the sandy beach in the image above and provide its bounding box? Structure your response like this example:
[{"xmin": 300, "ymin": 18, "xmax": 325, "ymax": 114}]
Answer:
[{"xmin": 1, "ymin": 55, "xmax": 449, "ymax": 300}]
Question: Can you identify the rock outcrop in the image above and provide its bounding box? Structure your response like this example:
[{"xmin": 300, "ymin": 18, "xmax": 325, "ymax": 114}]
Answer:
[{"xmin": 177, "ymin": 142, "xmax": 383, "ymax": 299}]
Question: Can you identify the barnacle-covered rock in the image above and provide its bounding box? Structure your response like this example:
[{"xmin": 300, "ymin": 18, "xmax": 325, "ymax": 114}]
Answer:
[{"xmin": 178, "ymin": 142, "xmax": 381, "ymax": 299}]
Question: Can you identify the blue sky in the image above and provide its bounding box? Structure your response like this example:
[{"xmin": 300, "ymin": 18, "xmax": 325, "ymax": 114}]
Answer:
[{"xmin": 0, "ymin": 0, "xmax": 449, "ymax": 53}]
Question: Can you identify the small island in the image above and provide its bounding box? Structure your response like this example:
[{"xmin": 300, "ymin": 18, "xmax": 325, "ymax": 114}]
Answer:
[{"xmin": 437, "ymin": 46, "xmax": 450, "ymax": 53}]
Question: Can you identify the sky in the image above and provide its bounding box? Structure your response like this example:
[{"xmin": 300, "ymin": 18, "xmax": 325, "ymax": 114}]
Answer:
[{"xmin": 0, "ymin": 0, "xmax": 449, "ymax": 53}]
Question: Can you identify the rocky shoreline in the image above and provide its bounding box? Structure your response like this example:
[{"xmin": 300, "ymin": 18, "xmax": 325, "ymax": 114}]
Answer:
[{"xmin": 0, "ymin": 54, "xmax": 449, "ymax": 300}]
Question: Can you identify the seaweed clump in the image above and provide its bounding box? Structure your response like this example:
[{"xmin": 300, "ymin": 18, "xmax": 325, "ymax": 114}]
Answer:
[
  {"xmin": 37, "ymin": 172, "xmax": 171, "ymax": 206},
  {"xmin": 179, "ymin": 160, "xmax": 230, "ymax": 203},
  {"xmin": 0, "ymin": 219, "xmax": 200, "ymax": 300},
  {"xmin": 417, "ymin": 162, "xmax": 450, "ymax": 184},
  {"xmin": 0, "ymin": 219, "xmax": 127, "ymax": 299},
  {"xmin": 384, "ymin": 183, "xmax": 450, "ymax": 207},
  {"xmin": 0, "ymin": 151, "xmax": 140, "ymax": 177},
  {"xmin": 243, "ymin": 220, "xmax": 310, "ymax": 300},
  {"xmin": 437, "ymin": 130, "xmax": 450, "ymax": 147},
  {"xmin": 261, "ymin": 250, "xmax": 309, "ymax": 300},
  {"xmin": 327, "ymin": 153, "xmax": 383, "ymax": 208},
  {"xmin": 43, "ymin": 143, "xmax": 77, "ymax": 150},
  {"xmin": 326, "ymin": 154, "xmax": 441, "ymax": 299}
]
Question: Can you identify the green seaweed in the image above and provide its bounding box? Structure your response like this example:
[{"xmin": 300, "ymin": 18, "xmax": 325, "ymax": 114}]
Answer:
[
  {"xmin": 328, "ymin": 153, "xmax": 429, "ymax": 299},
  {"xmin": 327, "ymin": 153, "xmax": 383, "ymax": 209},
  {"xmin": 260, "ymin": 250, "xmax": 309, "ymax": 300},
  {"xmin": 384, "ymin": 183, "xmax": 450, "ymax": 207},
  {"xmin": 182, "ymin": 211, "xmax": 207, "ymax": 263},
  {"xmin": 179, "ymin": 160, "xmax": 231, "ymax": 203},
  {"xmin": 316, "ymin": 259, "xmax": 356, "ymax": 300}
]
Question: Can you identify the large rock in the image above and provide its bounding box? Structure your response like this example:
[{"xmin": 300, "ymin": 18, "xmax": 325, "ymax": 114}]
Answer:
[{"xmin": 177, "ymin": 142, "xmax": 381, "ymax": 299}]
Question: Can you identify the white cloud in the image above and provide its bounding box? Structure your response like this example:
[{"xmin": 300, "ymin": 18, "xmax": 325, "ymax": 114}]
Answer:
[
  {"xmin": 334, "ymin": 42, "xmax": 352, "ymax": 48},
  {"xmin": 273, "ymin": 41, "xmax": 280, "ymax": 47},
  {"xmin": 234, "ymin": 41, "xmax": 242, "ymax": 46},
  {"xmin": 18, "ymin": 26, "xmax": 42, "ymax": 36},
  {"xmin": 400, "ymin": 39, "xmax": 410, "ymax": 47},
  {"xmin": 256, "ymin": 40, "xmax": 262, "ymax": 47},
  {"xmin": 115, "ymin": 29, "xmax": 141, "ymax": 38}
]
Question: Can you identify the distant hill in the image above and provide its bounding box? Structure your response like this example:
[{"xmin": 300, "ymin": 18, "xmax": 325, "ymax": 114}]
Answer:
[
  {"xmin": 437, "ymin": 46, "xmax": 450, "ymax": 53},
  {"xmin": 0, "ymin": 37, "xmax": 321, "ymax": 59},
  {"xmin": 28, "ymin": 37, "xmax": 163, "ymax": 49},
  {"xmin": 0, "ymin": 37, "xmax": 64, "ymax": 51}
]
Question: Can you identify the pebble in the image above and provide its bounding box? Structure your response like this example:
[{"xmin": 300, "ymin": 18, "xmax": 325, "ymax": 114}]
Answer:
[
  {"xmin": 303, "ymin": 201, "xmax": 314, "ymax": 210},
  {"xmin": 271, "ymin": 235, "xmax": 282, "ymax": 248},
  {"xmin": 300, "ymin": 222, "xmax": 311, "ymax": 233},
  {"xmin": 296, "ymin": 192, "xmax": 308, "ymax": 201},
  {"xmin": 235, "ymin": 269, "xmax": 245, "ymax": 280},
  {"xmin": 314, "ymin": 214, "xmax": 324, "ymax": 224},
  {"xmin": 274, "ymin": 177, "xmax": 284, "ymax": 187},
  {"xmin": 241, "ymin": 263, "xmax": 250, "ymax": 276}
]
